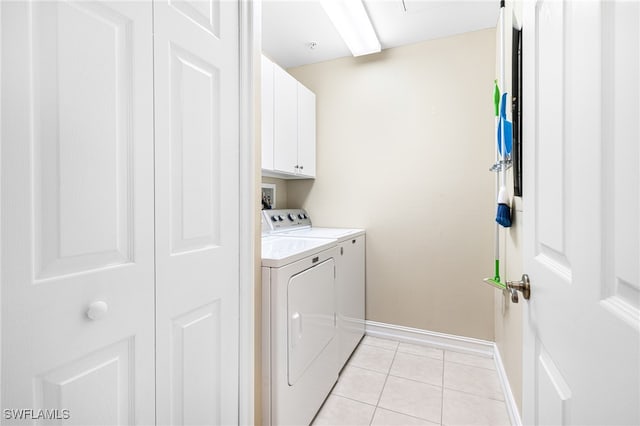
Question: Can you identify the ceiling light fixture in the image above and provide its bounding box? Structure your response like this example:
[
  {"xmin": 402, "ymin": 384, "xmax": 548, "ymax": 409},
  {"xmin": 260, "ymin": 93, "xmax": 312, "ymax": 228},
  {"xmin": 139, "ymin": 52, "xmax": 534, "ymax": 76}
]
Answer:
[{"xmin": 320, "ymin": 0, "xmax": 381, "ymax": 57}]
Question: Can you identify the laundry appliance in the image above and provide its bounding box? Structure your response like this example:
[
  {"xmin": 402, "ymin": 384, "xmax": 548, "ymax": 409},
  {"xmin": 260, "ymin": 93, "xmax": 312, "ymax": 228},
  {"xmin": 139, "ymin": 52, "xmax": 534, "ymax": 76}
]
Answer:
[
  {"xmin": 263, "ymin": 209, "xmax": 365, "ymax": 369},
  {"xmin": 261, "ymin": 232, "xmax": 340, "ymax": 426}
]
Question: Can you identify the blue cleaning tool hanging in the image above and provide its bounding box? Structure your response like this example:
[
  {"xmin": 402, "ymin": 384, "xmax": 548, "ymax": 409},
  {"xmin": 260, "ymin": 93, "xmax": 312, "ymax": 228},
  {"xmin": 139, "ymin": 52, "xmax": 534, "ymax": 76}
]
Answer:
[
  {"xmin": 496, "ymin": 186, "xmax": 512, "ymax": 227},
  {"xmin": 499, "ymin": 92, "xmax": 513, "ymax": 157},
  {"xmin": 496, "ymin": 90, "xmax": 512, "ymax": 228}
]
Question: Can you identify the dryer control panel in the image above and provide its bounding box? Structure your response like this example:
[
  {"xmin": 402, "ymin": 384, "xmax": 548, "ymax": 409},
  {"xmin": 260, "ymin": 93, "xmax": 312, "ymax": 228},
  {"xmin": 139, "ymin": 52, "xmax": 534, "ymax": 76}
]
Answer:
[{"xmin": 262, "ymin": 209, "xmax": 312, "ymax": 232}]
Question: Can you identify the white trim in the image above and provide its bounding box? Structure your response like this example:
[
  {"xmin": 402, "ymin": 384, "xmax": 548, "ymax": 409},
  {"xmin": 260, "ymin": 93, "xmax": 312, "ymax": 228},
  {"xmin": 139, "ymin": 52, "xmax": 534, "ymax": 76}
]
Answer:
[
  {"xmin": 493, "ymin": 343, "xmax": 523, "ymax": 426},
  {"xmin": 0, "ymin": 0, "xmax": 3, "ymax": 409},
  {"xmin": 365, "ymin": 320, "xmax": 494, "ymax": 357},
  {"xmin": 365, "ymin": 321, "xmax": 522, "ymax": 426},
  {"xmin": 238, "ymin": 0, "xmax": 256, "ymax": 424}
]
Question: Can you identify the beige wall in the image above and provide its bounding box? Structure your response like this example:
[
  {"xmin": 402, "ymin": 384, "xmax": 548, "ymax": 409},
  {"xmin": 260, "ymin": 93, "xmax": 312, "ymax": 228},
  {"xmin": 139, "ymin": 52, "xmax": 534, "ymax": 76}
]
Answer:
[
  {"xmin": 261, "ymin": 176, "xmax": 288, "ymax": 210},
  {"xmin": 286, "ymin": 29, "xmax": 497, "ymax": 340}
]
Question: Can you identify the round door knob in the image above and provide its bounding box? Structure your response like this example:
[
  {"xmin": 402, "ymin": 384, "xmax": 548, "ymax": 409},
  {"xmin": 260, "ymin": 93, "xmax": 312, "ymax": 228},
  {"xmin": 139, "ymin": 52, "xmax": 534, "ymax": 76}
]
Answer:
[{"xmin": 86, "ymin": 301, "xmax": 108, "ymax": 321}]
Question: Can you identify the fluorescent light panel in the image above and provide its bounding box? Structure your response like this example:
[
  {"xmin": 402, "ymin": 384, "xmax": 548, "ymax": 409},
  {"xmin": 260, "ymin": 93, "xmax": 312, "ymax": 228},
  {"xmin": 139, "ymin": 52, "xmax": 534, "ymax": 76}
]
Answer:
[{"xmin": 320, "ymin": 0, "xmax": 381, "ymax": 57}]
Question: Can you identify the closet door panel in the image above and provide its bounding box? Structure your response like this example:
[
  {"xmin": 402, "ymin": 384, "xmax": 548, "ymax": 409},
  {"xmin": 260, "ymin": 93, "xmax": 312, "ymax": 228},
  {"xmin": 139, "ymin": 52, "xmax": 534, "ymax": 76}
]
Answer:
[
  {"xmin": 153, "ymin": 1, "xmax": 240, "ymax": 425},
  {"xmin": 0, "ymin": 2, "xmax": 155, "ymax": 424}
]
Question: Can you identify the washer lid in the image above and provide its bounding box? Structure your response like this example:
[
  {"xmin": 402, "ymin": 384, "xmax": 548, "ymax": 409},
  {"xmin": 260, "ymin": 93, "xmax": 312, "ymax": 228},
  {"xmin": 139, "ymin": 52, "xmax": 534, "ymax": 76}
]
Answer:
[
  {"xmin": 261, "ymin": 236, "xmax": 337, "ymax": 267},
  {"xmin": 279, "ymin": 227, "xmax": 365, "ymax": 242}
]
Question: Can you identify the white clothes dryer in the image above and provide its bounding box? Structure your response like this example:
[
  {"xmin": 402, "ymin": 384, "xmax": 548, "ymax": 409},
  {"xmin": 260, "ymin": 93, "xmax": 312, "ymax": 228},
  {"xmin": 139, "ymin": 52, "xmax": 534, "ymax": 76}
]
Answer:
[
  {"xmin": 261, "ymin": 234, "xmax": 340, "ymax": 426},
  {"xmin": 263, "ymin": 210, "xmax": 366, "ymax": 369}
]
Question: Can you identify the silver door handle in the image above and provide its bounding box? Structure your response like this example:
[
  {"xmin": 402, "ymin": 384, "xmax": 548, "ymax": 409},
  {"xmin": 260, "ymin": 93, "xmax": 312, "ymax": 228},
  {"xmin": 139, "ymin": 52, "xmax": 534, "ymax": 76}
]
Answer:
[{"xmin": 507, "ymin": 274, "xmax": 531, "ymax": 303}]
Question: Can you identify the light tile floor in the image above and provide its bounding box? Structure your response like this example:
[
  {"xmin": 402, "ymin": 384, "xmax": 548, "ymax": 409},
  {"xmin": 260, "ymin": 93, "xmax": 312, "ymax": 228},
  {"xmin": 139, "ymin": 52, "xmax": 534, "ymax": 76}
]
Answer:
[{"xmin": 312, "ymin": 336, "xmax": 511, "ymax": 426}]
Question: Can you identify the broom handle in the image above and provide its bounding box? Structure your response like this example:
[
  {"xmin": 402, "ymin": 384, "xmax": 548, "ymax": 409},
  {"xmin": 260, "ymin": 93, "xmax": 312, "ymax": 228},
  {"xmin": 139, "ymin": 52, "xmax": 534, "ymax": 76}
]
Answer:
[
  {"xmin": 494, "ymin": 223, "xmax": 500, "ymax": 281},
  {"xmin": 495, "ymin": 1, "xmax": 506, "ymax": 282},
  {"xmin": 499, "ymin": 1, "xmax": 506, "ymax": 183}
]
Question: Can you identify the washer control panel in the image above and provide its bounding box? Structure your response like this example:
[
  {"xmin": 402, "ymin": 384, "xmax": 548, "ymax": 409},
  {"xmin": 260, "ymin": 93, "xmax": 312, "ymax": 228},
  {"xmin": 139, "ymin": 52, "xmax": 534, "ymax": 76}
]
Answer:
[{"xmin": 262, "ymin": 209, "xmax": 311, "ymax": 231}]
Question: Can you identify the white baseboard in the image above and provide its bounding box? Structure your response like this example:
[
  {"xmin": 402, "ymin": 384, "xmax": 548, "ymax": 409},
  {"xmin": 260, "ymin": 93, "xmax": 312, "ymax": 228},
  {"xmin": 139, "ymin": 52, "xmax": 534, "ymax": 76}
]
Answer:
[
  {"xmin": 493, "ymin": 343, "xmax": 523, "ymax": 426},
  {"xmin": 365, "ymin": 320, "xmax": 494, "ymax": 356},
  {"xmin": 365, "ymin": 320, "xmax": 522, "ymax": 426}
]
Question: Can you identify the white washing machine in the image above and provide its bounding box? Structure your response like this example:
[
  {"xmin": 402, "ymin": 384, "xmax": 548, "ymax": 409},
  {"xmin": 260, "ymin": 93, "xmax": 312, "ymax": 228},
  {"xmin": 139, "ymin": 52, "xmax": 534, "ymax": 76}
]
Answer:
[
  {"xmin": 261, "ymin": 233, "xmax": 340, "ymax": 426},
  {"xmin": 263, "ymin": 209, "xmax": 366, "ymax": 369}
]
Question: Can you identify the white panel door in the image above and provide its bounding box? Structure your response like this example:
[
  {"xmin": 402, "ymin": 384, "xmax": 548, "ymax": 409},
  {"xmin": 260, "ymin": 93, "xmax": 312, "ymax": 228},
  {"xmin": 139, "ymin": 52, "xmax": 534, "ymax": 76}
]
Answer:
[
  {"xmin": 273, "ymin": 65, "xmax": 298, "ymax": 175},
  {"xmin": 1, "ymin": 1, "xmax": 155, "ymax": 424},
  {"xmin": 153, "ymin": 0, "xmax": 239, "ymax": 425},
  {"xmin": 297, "ymin": 84, "xmax": 316, "ymax": 178},
  {"xmin": 522, "ymin": 1, "xmax": 640, "ymax": 424}
]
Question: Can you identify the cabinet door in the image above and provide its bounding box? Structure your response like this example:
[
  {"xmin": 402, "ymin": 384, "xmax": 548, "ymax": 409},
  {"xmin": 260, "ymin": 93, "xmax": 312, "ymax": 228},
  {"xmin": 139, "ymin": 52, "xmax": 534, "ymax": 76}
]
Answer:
[
  {"xmin": 297, "ymin": 83, "xmax": 316, "ymax": 178},
  {"xmin": 1, "ymin": 2, "xmax": 155, "ymax": 423},
  {"xmin": 273, "ymin": 65, "xmax": 298, "ymax": 174},
  {"xmin": 261, "ymin": 55, "xmax": 275, "ymax": 170},
  {"xmin": 338, "ymin": 236, "xmax": 366, "ymax": 366},
  {"xmin": 153, "ymin": 0, "xmax": 239, "ymax": 425}
]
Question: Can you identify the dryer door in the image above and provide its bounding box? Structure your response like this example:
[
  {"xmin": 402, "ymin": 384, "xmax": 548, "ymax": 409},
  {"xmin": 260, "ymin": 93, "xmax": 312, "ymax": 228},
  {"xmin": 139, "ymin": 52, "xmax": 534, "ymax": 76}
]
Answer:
[{"xmin": 287, "ymin": 258, "xmax": 336, "ymax": 385}]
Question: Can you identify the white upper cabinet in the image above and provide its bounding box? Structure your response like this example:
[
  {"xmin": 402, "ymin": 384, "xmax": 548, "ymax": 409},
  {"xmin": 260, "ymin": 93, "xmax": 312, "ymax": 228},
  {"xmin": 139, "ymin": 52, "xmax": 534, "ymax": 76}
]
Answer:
[
  {"xmin": 273, "ymin": 63, "xmax": 299, "ymax": 175},
  {"xmin": 297, "ymin": 83, "xmax": 316, "ymax": 178},
  {"xmin": 261, "ymin": 55, "xmax": 275, "ymax": 170},
  {"xmin": 262, "ymin": 54, "xmax": 316, "ymax": 179}
]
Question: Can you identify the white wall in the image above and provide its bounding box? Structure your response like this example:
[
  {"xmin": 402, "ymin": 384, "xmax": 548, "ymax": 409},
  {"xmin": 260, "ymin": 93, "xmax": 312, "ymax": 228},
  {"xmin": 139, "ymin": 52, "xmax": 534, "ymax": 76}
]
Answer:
[{"xmin": 286, "ymin": 29, "xmax": 498, "ymax": 340}]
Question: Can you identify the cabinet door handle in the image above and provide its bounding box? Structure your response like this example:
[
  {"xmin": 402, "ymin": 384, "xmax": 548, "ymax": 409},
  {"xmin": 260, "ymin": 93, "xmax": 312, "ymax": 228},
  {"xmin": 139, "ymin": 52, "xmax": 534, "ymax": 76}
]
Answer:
[{"xmin": 86, "ymin": 301, "xmax": 108, "ymax": 321}]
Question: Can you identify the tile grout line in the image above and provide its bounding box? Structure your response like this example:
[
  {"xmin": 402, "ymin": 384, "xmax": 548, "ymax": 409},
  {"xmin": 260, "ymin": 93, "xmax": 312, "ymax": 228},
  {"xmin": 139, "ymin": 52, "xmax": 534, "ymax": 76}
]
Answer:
[
  {"xmin": 445, "ymin": 359, "xmax": 497, "ymax": 371},
  {"xmin": 329, "ymin": 393, "xmax": 378, "ymax": 409},
  {"xmin": 440, "ymin": 386, "xmax": 507, "ymax": 403},
  {"xmin": 369, "ymin": 342, "xmax": 399, "ymax": 426},
  {"xmin": 331, "ymin": 338, "xmax": 506, "ymax": 425},
  {"xmin": 385, "ymin": 373, "xmax": 444, "ymax": 388},
  {"xmin": 375, "ymin": 406, "xmax": 441, "ymax": 425}
]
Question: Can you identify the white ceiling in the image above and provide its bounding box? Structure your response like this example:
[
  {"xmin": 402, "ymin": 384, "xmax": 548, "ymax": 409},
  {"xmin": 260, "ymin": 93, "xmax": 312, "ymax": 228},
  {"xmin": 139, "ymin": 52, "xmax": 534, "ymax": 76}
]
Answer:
[{"xmin": 262, "ymin": 0, "xmax": 500, "ymax": 69}]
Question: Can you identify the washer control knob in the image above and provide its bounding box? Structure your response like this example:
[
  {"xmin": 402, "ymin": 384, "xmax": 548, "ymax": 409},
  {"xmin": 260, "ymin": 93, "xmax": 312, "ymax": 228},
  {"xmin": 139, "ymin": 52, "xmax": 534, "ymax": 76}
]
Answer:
[
  {"xmin": 288, "ymin": 213, "xmax": 296, "ymax": 221},
  {"xmin": 278, "ymin": 215, "xmax": 285, "ymax": 221},
  {"xmin": 298, "ymin": 213, "xmax": 304, "ymax": 219},
  {"xmin": 271, "ymin": 215, "xmax": 278, "ymax": 222}
]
